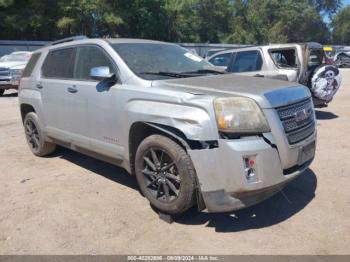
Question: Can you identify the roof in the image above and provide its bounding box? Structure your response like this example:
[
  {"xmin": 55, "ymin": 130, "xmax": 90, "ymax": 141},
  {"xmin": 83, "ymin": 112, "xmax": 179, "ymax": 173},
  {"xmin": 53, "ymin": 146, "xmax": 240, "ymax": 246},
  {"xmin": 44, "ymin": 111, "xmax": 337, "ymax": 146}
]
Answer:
[
  {"xmin": 11, "ymin": 51, "xmax": 32, "ymax": 55},
  {"xmin": 106, "ymin": 38, "xmax": 172, "ymax": 45}
]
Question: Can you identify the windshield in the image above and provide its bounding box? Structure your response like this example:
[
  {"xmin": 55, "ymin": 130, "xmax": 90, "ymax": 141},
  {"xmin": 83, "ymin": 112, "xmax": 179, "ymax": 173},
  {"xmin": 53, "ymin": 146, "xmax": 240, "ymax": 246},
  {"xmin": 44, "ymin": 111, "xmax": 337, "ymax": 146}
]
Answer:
[
  {"xmin": 2, "ymin": 53, "xmax": 31, "ymax": 62},
  {"xmin": 111, "ymin": 43, "xmax": 214, "ymax": 80}
]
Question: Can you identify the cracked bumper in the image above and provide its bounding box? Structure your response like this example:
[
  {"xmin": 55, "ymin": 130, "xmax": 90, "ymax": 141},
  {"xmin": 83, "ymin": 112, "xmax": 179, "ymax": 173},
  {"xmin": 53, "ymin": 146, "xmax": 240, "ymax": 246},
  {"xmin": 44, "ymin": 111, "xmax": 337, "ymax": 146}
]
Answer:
[{"xmin": 188, "ymin": 135, "xmax": 315, "ymax": 213}]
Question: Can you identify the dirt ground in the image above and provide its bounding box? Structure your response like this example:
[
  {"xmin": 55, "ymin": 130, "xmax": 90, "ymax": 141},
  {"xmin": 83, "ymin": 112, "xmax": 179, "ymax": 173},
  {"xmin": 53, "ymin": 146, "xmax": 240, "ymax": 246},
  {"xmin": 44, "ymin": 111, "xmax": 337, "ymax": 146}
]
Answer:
[{"xmin": 0, "ymin": 70, "xmax": 349, "ymax": 255}]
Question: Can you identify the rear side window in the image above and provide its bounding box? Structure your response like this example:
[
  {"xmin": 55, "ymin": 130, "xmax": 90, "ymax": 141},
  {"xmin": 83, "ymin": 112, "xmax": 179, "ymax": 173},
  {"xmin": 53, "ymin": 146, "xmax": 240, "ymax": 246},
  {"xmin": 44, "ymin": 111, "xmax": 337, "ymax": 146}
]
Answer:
[
  {"xmin": 209, "ymin": 52, "xmax": 232, "ymax": 67},
  {"xmin": 74, "ymin": 46, "xmax": 116, "ymax": 80},
  {"xmin": 42, "ymin": 48, "xmax": 76, "ymax": 79},
  {"xmin": 229, "ymin": 51, "xmax": 262, "ymax": 72},
  {"xmin": 22, "ymin": 53, "xmax": 41, "ymax": 77},
  {"xmin": 270, "ymin": 49, "xmax": 297, "ymax": 68},
  {"xmin": 308, "ymin": 49, "xmax": 325, "ymax": 67}
]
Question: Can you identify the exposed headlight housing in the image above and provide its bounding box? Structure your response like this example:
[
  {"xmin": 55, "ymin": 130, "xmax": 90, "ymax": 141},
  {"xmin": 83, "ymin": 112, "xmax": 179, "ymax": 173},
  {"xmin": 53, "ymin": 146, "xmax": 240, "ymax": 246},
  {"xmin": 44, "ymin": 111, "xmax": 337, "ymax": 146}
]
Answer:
[{"xmin": 214, "ymin": 97, "xmax": 270, "ymax": 134}]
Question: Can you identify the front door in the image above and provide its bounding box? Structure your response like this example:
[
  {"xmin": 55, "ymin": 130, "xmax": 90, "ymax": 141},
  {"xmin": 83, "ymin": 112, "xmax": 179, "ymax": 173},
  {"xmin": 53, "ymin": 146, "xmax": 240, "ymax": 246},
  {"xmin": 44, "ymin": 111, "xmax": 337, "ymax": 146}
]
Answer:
[{"xmin": 73, "ymin": 45, "xmax": 123, "ymax": 159}]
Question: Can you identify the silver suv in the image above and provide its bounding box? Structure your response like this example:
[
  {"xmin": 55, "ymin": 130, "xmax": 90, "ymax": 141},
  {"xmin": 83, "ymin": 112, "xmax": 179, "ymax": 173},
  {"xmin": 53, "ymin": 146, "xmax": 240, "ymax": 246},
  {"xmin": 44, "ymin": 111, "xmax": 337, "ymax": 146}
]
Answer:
[{"xmin": 19, "ymin": 37, "xmax": 316, "ymax": 216}]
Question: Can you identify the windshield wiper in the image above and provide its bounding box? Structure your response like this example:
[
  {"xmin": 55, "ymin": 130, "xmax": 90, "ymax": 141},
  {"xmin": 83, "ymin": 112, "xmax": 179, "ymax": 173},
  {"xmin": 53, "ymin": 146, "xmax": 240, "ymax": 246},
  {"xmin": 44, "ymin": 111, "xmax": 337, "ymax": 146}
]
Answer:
[
  {"xmin": 181, "ymin": 69, "xmax": 226, "ymax": 75},
  {"xmin": 140, "ymin": 71, "xmax": 190, "ymax": 78}
]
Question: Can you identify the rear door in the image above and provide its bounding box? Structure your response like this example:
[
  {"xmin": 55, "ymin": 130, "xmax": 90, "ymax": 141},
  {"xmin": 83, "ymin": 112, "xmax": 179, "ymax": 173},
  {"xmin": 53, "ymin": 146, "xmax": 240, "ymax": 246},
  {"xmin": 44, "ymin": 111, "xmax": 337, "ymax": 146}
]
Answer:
[
  {"xmin": 40, "ymin": 47, "xmax": 82, "ymax": 142},
  {"xmin": 267, "ymin": 48, "xmax": 299, "ymax": 82}
]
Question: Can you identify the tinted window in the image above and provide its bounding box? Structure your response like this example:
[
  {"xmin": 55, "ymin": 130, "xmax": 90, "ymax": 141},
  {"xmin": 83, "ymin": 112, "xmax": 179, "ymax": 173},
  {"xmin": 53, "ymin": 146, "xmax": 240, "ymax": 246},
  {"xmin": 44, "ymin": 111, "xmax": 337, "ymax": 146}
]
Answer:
[
  {"xmin": 229, "ymin": 51, "xmax": 262, "ymax": 72},
  {"xmin": 22, "ymin": 53, "xmax": 41, "ymax": 77},
  {"xmin": 209, "ymin": 53, "xmax": 232, "ymax": 67},
  {"xmin": 42, "ymin": 48, "xmax": 76, "ymax": 79},
  {"xmin": 270, "ymin": 49, "xmax": 297, "ymax": 68},
  {"xmin": 112, "ymin": 43, "xmax": 212, "ymax": 80},
  {"xmin": 74, "ymin": 46, "xmax": 116, "ymax": 80}
]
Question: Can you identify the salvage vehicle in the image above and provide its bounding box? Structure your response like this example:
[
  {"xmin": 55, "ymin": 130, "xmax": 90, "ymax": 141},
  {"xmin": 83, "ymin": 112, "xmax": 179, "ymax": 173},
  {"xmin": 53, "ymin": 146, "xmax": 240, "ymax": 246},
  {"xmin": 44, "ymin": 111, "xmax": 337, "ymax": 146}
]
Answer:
[
  {"xmin": 19, "ymin": 37, "xmax": 316, "ymax": 216},
  {"xmin": 334, "ymin": 50, "xmax": 350, "ymax": 68},
  {"xmin": 0, "ymin": 51, "xmax": 32, "ymax": 96},
  {"xmin": 208, "ymin": 43, "xmax": 341, "ymax": 107}
]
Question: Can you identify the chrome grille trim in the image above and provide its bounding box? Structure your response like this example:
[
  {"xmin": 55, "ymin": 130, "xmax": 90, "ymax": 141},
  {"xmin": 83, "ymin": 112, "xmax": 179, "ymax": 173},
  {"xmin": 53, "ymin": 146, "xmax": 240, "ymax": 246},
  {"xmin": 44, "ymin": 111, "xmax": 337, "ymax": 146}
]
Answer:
[
  {"xmin": 0, "ymin": 68, "xmax": 10, "ymax": 77},
  {"xmin": 276, "ymin": 98, "xmax": 316, "ymax": 144}
]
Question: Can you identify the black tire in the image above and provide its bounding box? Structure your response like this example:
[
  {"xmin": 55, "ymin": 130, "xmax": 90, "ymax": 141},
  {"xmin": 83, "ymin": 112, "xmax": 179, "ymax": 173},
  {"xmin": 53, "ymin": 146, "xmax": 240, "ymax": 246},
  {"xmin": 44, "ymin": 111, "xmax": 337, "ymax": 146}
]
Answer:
[
  {"xmin": 23, "ymin": 112, "xmax": 56, "ymax": 156},
  {"xmin": 135, "ymin": 134, "xmax": 197, "ymax": 215},
  {"xmin": 0, "ymin": 89, "xmax": 4, "ymax": 96}
]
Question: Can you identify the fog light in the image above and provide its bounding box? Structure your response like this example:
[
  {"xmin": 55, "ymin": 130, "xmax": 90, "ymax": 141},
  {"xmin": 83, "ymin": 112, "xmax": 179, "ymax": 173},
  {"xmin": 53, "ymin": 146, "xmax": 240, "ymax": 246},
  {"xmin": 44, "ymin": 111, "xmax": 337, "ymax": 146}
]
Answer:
[{"xmin": 243, "ymin": 156, "xmax": 258, "ymax": 182}]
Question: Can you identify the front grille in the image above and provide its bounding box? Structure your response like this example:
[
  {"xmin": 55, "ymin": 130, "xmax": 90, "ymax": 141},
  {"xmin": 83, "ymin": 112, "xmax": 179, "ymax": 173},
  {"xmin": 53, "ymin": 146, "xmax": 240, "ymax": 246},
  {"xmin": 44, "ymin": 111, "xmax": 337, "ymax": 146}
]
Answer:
[
  {"xmin": 276, "ymin": 98, "xmax": 315, "ymax": 144},
  {"xmin": 0, "ymin": 67, "xmax": 10, "ymax": 77}
]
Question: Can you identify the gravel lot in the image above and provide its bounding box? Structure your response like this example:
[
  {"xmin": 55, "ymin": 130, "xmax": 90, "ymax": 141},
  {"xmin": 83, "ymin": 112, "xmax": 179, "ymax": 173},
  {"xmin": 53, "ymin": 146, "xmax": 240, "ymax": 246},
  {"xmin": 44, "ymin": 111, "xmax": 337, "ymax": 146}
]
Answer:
[{"xmin": 0, "ymin": 70, "xmax": 349, "ymax": 255}]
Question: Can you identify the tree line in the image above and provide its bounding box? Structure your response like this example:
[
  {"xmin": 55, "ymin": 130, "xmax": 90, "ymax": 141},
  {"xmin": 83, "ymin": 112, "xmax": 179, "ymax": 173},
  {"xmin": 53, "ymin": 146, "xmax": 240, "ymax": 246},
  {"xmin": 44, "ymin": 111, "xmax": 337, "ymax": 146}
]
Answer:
[{"xmin": 0, "ymin": 0, "xmax": 349, "ymax": 45}]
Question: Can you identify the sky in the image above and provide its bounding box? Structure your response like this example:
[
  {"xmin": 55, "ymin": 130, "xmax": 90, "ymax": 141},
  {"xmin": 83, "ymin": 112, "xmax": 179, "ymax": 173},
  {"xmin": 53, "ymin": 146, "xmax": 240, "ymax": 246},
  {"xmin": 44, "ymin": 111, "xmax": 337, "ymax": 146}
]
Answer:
[{"xmin": 344, "ymin": 0, "xmax": 350, "ymax": 6}]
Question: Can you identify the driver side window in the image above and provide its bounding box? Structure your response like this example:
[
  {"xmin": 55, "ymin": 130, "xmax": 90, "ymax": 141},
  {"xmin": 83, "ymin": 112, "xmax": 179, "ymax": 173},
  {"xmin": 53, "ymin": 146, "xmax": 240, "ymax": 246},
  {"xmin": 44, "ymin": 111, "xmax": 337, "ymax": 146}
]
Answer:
[{"xmin": 74, "ymin": 46, "xmax": 116, "ymax": 80}]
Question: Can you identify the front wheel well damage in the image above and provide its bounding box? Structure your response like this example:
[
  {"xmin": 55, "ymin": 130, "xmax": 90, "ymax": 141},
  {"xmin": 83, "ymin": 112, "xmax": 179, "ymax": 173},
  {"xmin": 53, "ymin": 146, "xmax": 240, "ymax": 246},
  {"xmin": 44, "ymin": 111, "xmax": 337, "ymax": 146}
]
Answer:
[
  {"xmin": 128, "ymin": 121, "xmax": 210, "ymax": 211},
  {"xmin": 20, "ymin": 104, "xmax": 36, "ymax": 122},
  {"xmin": 128, "ymin": 122, "xmax": 218, "ymax": 171}
]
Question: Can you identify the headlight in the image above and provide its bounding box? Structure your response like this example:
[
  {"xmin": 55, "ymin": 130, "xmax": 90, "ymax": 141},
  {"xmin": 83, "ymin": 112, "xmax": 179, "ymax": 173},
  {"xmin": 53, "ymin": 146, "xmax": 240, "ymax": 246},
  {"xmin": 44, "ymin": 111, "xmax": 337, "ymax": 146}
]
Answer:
[
  {"xmin": 10, "ymin": 69, "xmax": 23, "ymax": 76},
  {"xmin": 214, "ymin": 97, "xmax": 270, "ymax": 134}
]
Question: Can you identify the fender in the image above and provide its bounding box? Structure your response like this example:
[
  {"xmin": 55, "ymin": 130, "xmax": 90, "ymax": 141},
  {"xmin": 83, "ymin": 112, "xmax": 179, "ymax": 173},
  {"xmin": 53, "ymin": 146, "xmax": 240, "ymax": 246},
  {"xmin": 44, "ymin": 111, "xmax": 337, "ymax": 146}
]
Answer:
[{"xmin": 125, "ymin": 99, "xmax": 219, "ymax": 141}]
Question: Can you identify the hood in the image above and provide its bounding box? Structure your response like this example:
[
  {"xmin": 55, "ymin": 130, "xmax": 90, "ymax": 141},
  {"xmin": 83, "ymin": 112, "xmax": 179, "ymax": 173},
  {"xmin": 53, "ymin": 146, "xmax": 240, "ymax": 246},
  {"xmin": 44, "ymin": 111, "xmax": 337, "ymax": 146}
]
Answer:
[
  {"xmin": 0, "ymin": 61, "xmax": 27, "ymax": 69},
  {"xmin": 152, "ymin": 74, "xmax": 311, "ymax": 108}
]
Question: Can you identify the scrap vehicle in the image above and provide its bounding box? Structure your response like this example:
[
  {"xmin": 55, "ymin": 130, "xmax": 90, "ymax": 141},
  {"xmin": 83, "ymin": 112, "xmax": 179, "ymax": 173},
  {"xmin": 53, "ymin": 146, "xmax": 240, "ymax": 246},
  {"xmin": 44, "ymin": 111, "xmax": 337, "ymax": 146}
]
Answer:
[
  {"xmin": 19, "ymin": 37, "xmax": 316, "ymax": 216},
  {"xmin": 0, "ymin": 51, "xmax": 32, "ymax": 96},
  {"xmin": 334, "ymin": 50, "xmax": 350, "ymax": 68},
  {"xmin": 207, "ymin": 43, "xmax": 341, "ymax": 107}
]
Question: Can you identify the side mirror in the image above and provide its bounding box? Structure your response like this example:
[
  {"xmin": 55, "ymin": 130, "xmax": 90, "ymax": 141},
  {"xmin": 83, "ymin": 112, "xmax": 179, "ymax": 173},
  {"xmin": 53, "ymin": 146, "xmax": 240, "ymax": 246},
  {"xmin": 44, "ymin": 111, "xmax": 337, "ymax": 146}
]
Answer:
[{"xmin": 90, "ymin": 66, "xmax": 114, "ymax": 81}]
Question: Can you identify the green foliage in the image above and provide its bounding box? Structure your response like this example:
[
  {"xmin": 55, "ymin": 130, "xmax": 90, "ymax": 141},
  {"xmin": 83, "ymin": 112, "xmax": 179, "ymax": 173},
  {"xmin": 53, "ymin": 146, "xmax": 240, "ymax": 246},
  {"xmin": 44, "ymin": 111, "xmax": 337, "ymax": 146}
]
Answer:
[
  {"xmin": 0, "ymin": 0, "xmax": 346, "ymax": 44},
  {"xmin": 332, "ymin": 5, "xmax": 350, "ymax": 45}
]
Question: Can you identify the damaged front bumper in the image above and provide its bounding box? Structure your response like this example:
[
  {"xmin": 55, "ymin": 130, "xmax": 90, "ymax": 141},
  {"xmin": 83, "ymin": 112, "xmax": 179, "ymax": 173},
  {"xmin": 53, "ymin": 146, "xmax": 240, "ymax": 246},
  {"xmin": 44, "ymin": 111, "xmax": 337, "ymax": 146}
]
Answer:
[{"xmin": 188, "ymin": 134, "xmax": 315, "ymax": 213}]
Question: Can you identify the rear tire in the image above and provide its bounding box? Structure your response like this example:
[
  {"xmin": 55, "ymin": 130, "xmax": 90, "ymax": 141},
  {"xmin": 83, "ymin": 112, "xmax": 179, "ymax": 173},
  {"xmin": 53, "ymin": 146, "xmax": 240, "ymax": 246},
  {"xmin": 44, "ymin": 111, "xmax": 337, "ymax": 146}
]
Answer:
[
  {"xmin": 135, "ymin": 134, "xmax": 197, "ymax": 215},
  {"xmin": 23, "ymin": 112, "xmax": 56, "ymax": 156},
  {"xmin": 0, "ymin": 89, "xmax": 4, "ymax": 96}
]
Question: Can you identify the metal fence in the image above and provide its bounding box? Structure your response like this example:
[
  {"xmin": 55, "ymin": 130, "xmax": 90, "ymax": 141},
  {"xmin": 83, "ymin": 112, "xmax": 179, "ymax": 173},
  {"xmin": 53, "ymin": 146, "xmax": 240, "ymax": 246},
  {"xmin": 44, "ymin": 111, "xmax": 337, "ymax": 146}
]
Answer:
[{"xmin": 0, "ymin": 40, "xmax": 349, "ymax": 58}]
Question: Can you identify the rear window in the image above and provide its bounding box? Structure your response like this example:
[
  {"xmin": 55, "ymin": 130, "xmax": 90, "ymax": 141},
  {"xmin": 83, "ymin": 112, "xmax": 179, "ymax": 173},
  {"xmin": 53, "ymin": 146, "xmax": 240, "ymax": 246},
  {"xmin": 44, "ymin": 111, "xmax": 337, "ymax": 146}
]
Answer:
[
  {"xmin": 22, "ymin": 53, "xmax": 41, "ymax": 77},
  {"xmin": 42, "ymin": 48, "xmax": 76, "ymax": 79},
  {"xmin": 270, "ymin": 49, "xmax": 297, "ymax": 68}
]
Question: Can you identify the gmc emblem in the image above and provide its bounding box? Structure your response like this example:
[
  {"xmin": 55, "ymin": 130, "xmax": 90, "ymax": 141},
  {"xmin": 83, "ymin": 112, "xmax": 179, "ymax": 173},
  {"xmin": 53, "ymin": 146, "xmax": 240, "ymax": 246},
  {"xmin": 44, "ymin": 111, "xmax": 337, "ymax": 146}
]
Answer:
[{"xmin": 294, "ymin": 108, "xmax": 312, "ymax": 122}]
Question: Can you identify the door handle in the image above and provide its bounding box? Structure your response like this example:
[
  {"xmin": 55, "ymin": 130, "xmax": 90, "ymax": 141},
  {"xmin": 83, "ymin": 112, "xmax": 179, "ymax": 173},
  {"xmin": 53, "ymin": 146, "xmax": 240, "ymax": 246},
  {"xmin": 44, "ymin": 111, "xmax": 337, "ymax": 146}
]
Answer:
[
  {"xmin": 67, "ymin": 86, "xmax": 78, "ymax": 93},
  {"xmin": 36, "ymin": 83, "xmax": 43, "ymax": 89}
]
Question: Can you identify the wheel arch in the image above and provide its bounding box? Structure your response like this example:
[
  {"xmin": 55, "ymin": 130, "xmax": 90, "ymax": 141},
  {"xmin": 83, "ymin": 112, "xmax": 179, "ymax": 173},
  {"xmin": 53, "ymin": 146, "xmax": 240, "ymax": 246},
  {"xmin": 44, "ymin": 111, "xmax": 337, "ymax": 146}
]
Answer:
[
  {"xmin": 128, "ymin": 121, "xmax": 207, "ymax": 211},
  {"xmin": 20, "ymin": 103, "xmax": 36, "ymax": 123}
]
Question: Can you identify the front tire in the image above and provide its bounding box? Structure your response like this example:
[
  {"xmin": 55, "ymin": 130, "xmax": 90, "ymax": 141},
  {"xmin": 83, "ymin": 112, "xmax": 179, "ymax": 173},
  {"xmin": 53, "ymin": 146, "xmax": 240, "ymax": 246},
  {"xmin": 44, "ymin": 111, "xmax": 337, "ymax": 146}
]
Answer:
[
  {"xmin": 0, "ymin": 89, "xmax": 4, "ymax": 96},
  {"xmin": 23, "ymin": 112, "xmax": 56, "ymax": 156},
  {"xmin": 135, "ymin": 135, "xmax": 197, "ymax": 215}
]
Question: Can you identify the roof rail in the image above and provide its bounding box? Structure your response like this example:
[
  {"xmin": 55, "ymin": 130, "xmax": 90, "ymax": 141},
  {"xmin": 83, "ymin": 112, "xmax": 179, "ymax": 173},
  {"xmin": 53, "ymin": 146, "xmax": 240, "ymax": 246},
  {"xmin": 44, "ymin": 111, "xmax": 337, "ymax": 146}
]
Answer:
[{"xmin": 48, "ymin": 35, "xmax": 88, "ymax": 46}]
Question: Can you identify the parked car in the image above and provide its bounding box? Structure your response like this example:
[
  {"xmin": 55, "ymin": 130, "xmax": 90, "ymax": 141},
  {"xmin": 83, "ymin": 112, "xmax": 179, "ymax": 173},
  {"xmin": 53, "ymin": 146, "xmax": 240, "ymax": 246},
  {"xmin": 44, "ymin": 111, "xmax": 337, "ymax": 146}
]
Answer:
[
  {"xmin": 207, "ymin": 43, "xmax": 341, "ymax": 107},
  {"xmin": 323, "ymin": 46, "xmax": 334, "ymax": 64},
  {"xmin": 205, "ymin": 48, "xmax": 226, "ymax": 58},
  {"xmin": 334, "ymin": 50, "xmax": 350, "ymax": 68},
  {"xmin": 19, "ymin": 37, "xmax": 316, "ymax": 216},
  {"xmin": 0, "ymin": 51, "xmax": 32, "ymax": 96}
]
